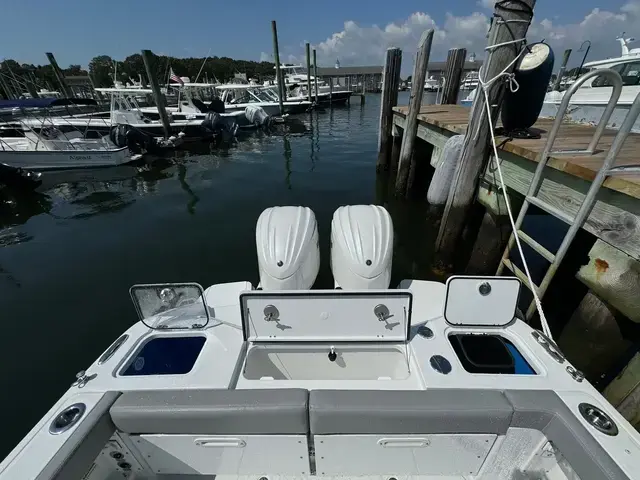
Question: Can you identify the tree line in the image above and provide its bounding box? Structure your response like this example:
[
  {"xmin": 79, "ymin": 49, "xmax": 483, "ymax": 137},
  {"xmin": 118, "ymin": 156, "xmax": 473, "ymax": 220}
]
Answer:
[{"xmin": 0, "ymin": 52, "xmax": 276, "ymax": 96}]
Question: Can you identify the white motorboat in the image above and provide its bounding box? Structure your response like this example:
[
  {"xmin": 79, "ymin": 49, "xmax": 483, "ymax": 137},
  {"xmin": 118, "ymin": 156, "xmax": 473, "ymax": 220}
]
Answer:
[
  {"xmin": 9, "ymin": 89, "xmax": 245, "ymax": 140},
  {"xmin": 424, "ymin": 76, "xmax": 440, "ymax": 92},
  {"xmin": 138, "ymin": 83, "xmax": 310, "ymax": 122},
  {"xmin": 460, "ymin": 71, "xmax": 479, "ymax": 90},
  {"xmin": 0, "ymin": 98, "xmax": 136, "ymax": 170},
  {"xmin": 269, "ymin": 64, "xmax": 353, "ymax": 105},
  {"xmin": 542, "ymin": 35, "xmax": 640, "ymax": 130},
  {"xmin": 1, "ymin": 204, "xmax": 638, "ymax": 480}
]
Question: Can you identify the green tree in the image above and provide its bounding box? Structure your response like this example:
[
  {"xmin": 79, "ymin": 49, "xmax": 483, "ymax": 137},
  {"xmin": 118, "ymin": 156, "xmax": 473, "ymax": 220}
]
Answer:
[{"xmin": 89, "ymin": 55, "xmax": 114, "ymax": 87}]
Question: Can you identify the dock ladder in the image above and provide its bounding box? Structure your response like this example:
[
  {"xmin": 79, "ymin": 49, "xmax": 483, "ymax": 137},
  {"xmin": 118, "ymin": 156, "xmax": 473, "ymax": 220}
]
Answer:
[{"xmin": 496, "ymin": 69, "xmax": 640, "ymax": 320}]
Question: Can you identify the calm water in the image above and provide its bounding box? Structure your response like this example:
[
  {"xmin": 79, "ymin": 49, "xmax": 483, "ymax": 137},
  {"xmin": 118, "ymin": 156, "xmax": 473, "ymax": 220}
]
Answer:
[{"xmin": 0, "ymin": 92, "xmax": 446, "ymax": 455}]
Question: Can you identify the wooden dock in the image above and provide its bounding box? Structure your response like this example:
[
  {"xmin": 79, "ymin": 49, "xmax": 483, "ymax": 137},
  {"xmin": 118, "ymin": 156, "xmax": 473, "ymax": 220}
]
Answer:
[{"xmin": 392, "ymin": 104, "xmax": 640, "ymax": 261}]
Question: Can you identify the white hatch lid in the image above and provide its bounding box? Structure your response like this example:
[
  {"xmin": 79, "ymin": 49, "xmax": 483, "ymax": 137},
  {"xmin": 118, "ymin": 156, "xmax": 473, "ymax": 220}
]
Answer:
[
  {"xmin": 444, "ymin": 276, "xmax": 521, "ymax": 327},
  {"xmin": 240, "ymin": 290, "xmax": 412, "ymax": 342},
  {"xmin": 129, "ymin": 283, "xmax": 210, "ymax": 329}
]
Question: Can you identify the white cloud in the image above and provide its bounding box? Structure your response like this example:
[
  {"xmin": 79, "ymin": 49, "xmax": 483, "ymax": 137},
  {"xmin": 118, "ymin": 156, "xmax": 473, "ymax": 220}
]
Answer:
[
  {"xmin": 259, "ymin": 52, "xmax": 271, "ymax": 62},
  {"xmin": 477, "ymin": 0, "xmax": 496, "ymax": 9},
  {"xmin": 282, "ymin": 2, "xmax": 640, "ymax": 74}
]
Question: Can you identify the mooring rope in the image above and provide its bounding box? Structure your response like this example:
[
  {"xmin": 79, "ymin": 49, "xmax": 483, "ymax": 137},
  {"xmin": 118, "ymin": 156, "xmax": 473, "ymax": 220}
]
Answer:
[{"xmin": 477, "ymin": 17, "xmax": 554, "ymax": 340}]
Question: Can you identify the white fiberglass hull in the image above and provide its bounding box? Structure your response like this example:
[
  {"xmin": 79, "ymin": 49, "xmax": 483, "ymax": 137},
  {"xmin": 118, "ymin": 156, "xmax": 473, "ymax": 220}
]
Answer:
[
  {"xmin": 0, "ymin": 146, "xmax": 132, "ymax": 170},
  {"xmin": 542, "ymin": 85, "xmax": 640, "ymax": 132}
]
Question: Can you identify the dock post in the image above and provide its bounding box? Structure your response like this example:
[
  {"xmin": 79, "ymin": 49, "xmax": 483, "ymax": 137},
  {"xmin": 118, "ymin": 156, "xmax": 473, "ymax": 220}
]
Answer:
[
  {"xmin": 329, "ymin": 77, "xmax": 333, "ymax": 105},
  {"xmin": 271, "ymin": 20, "xmax": 285, "ymax": 115},
  {"xmin": 435, "ymin": 0, "xmax": 535, "ymax": 257},
  {"xmin": 313, "ymin": 49, "xmax": 319, "ymax": 104},
  {"xmin": 45, "ymin": 52, "xmax": 72, "ymax": 98},
  {"xmin": 552, "ymin": 48, "xmax": 572, "ymax": 91},
  {"xmin": 441, "ymin": 48, "xmax": 467, "ymax": 104},
  {"xmin": 395, "ymin": 30, "xmax": 434, "ymax": 195},
  {"xmin": 305, "ymin": 43, "xmax": 313, "ymax": 103},
  {"xmin": 376, "ymin": 47, "xmax": 402, "ymax": 172},
  {"xmin": 141, "ymin": 49, "xmax": 171, "ymax": 139}
]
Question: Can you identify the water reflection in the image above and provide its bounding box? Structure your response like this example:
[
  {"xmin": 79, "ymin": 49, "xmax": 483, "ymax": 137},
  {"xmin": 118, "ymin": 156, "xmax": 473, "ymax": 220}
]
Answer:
[
  {"xmin": 283, "ymin": 136, "xmax": 292, "ymax": 190},
  {"xmin": 177, "ymin": 163, "xmax": 199, "ymax": 215}
]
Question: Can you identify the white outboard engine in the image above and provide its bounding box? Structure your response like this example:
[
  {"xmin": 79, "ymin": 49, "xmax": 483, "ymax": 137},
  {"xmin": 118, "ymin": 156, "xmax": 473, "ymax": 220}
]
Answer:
[
  {"xmin": 256, "ymin": 206, "xmax": 319, "ymax": 290},
  {"xmin": 331, "ymin": 205, "xmax": 393, "ymax": 289}
]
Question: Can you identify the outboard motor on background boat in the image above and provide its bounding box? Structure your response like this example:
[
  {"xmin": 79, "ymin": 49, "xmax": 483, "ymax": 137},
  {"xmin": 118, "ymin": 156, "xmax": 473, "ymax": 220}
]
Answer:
[
  {"xmin": 500, "ymin": 42, "xmax": 554, "ymax": 139},
  {"xmin": 109, "ymin": 124, "xmax": 155, "ymax": 154},
  {"xmin": 256, "ymin": 206, "xmax": 319, "ymax": 290},
  {"xmin": 245, "ymin": 105, "xmax": 272, "ymax": 128},
  {"xmin": 331, "ymin": 205, "xmax": 393, "ymax": 289},
  {"xmin": 201, "ymin": 112, "xmax": 238, "ymax": 139}
]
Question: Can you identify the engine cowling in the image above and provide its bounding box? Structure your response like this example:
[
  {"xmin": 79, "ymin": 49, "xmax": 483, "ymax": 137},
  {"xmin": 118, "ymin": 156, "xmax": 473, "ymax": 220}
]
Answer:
[
  {"xmin": 331, "ymin": 205, "xmax": 393, "ymax": 289},
  {"xmin": 256, "ymin": 206, "xmax": 319, "ymax": 290}
]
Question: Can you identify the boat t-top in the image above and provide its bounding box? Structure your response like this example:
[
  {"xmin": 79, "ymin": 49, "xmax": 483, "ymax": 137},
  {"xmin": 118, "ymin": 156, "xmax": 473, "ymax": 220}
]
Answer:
[{"xmin": 1, "ymin": 204, "xmax": 638, "ymax": 479}]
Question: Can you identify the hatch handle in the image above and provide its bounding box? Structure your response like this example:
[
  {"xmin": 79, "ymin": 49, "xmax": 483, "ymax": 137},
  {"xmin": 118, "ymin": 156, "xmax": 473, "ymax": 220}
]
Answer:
[{"xmin": 195, "ymin": 438, "xmax": 246, "ymax": 448}]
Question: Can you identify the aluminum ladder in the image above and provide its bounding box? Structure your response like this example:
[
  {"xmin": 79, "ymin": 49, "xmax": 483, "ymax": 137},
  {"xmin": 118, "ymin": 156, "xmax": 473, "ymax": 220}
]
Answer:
[{"xmin": 496, "ymin": 69, "xmax": 640, "ymax": 320}]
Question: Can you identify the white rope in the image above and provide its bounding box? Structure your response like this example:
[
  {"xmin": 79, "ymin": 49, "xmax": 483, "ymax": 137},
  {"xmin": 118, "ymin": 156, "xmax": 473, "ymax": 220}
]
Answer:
[{"xmin": 477, "ymin": 39, "xmax": 554, "ymax": 340}]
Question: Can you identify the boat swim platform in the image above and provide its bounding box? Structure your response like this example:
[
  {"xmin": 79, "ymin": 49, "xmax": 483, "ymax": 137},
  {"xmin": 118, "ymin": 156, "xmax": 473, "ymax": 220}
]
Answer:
[{"xmin": 392, "ymin": 104, "xmax": 640, "ymax": 262}]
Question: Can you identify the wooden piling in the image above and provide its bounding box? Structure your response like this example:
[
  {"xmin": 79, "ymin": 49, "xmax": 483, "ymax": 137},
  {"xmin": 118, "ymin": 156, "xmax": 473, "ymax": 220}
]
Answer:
[
  {"xmin": 390, "ymin": 124, "xmax": 402, "ymax": 171},
  {"xmin": 605, "ymin": 352, "xmax": 640, "ymax": 428},
  {"xmin": 313, "ymin": 50, "xmax": 319, "ymax": 104},
  {"xmin": 24, "ymin": 79, "xmax": 40, "ymax": 99},
  {"xmin": 441, "ymin": 48, "xmax": 467, "ymax": 105},
  {"xmin": 552, "ymin": 48, "xmax": 572, "ymax": 91},
  {"xmin": 376, "ymin": 47, "xmax": 402, "ymax": 172},
  {"xmin": 45, "ymin": 52, "xmax": 72, "ymax": 98},
  {"xmin": 395, "ymin": 30, "xmax": 434, "ymax": 194},
  {"xmin": 558, "ymin": 291, "xmax": 631, "ymax": 382},
  {"xmin": 329, "ymin": 77, "xmax": 333, "ymax": 105},
  {"xmin": 305, "ymin": 43, "xmax": 313, "ymax": 103},
  {"xmin": 271, "ymin": 20, "xmax": 285, "ymax": 115},
  {"xmin": 435, "ymin": 0, "xmax": 535, "ymax": 256},
  {"xmin": 141, "ymin": 49, "xmax": 171, "ymax": 139}
]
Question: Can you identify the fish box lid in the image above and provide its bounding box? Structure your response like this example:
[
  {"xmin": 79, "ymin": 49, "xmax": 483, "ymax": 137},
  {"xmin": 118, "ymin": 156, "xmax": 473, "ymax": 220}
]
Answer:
[
  {"xmin": 240, "ymin": 290, "xmax": 412, "ymax": 342},
  {"xmin": 444, "ymin": 276, "xmax": 521, "ymax": 327}
]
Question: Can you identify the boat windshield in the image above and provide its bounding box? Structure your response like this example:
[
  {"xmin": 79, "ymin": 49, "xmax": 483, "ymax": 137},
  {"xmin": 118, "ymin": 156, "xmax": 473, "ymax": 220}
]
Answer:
[{"xmin": 592, "ymin": 60, "xmax": 640, "ymax": 87}]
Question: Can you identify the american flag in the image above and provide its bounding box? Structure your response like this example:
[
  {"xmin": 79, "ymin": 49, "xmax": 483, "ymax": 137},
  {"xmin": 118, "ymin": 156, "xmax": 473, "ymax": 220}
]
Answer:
[{"xmin": 169, "ymin": 68, "xmax": 184, "ymax": 85}]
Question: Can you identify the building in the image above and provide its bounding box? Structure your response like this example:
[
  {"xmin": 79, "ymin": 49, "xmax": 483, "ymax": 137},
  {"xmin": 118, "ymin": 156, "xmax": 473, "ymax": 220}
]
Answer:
[
  {"xmin": 316, "ymin": 66, "xmax": 384, "ymax": 92},
  {"xmin": 315, "ymin": 56, "xmax": 482, "ymax": 92}
]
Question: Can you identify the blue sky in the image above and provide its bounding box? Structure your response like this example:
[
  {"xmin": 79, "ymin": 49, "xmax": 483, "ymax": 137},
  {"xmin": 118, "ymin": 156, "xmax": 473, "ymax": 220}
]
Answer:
[{"xmin": 0, "ymin": 0, "xmax": 637, "ymax": 69}]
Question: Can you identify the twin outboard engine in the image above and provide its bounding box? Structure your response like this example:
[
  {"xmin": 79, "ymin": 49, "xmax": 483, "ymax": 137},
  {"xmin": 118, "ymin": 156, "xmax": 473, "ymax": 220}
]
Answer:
[
  {"xmin": 256, "ymin": 206, "xmax": 319, "ymax": 290},
  {"xmin": 255, "ymin": 204, "xmax": 393, "ymax": 290},
  {"xmin": 331, "ymin": 205, "xmax": 393, "ymax": 289}
]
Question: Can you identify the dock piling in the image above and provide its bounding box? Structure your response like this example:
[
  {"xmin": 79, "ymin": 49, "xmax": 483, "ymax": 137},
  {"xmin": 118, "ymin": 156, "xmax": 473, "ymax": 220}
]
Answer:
[
  {"xmin": 552, "ymin": 49, "xmax": 572, "ymax": 91},
  {"xmin": 441, "ymin": 48, "xmax": 467, "ymax": 105},
  {"xmin": 271, "ymin": 20, "xmax": 285, "ymax": 115},
  {"xmin": 313, "ymin": 50, "xmax": 319, "ymax": 104},
  {"xmin": 141, "ymin": 49, "xmax": 171, "ymax": 139},
  {"xmin": 45, "ymin": 52, "xmax": 72, "ymax": 98},
  {"xmin": 435, "ymin": 0, "xmax": 536, "ymax": 257},
  {"xmin": 395, "ymin": 30, "xmax": 434, "ymax": 195},
  {"xmin": 376, "ymin": 47, "xmax": 403, "ymax": 172},
  {"xmin": 305, "ymin": 43, "xmax": 313, "ymax": 103},
  {"xmin": 329, "ymin": 77, "xmax": 333, "ymax": 105}
]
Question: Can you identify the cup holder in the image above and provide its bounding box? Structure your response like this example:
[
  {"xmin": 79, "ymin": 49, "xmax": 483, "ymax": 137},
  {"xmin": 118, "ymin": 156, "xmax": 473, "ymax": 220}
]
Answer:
[
  {"xmin": 579, "ymin": 403, "xmax": 618, "ymax": 436},
  {"xmin": 49, "ymin": 403, "xmax": 86, "ymax": 435}
]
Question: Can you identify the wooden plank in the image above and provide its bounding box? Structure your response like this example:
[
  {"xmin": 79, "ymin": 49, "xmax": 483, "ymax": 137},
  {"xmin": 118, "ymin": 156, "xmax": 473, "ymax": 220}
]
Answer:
[
  {"xmin": 481, "ymin": 151, "xmax": 640, "ymax": 260},
  {"xmin": 396, "ymin": 30, "xmax": 434, "ymax": 195},
  {"xmin": 392, "ymin": 104, "xmax": 640, "ymax": 199}
]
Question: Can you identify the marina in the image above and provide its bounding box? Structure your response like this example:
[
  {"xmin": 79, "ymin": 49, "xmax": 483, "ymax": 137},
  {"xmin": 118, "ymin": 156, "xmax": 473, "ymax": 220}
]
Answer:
[{"xmin": 2, "ymin": 1, "xmax": 640, "ymax": 478}]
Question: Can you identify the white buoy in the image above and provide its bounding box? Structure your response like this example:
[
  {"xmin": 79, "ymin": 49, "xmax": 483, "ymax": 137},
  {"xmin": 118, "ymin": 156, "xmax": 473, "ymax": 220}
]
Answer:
[{"xmin": 427, "ymin": 134, "xmax": 465, "ymax": 206}]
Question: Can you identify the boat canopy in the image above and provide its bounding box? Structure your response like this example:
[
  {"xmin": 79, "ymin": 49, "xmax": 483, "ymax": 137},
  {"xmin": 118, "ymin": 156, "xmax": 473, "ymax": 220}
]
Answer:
[{"xmin": 0, "ymin": 98, "xmax": 98, "ymax": 109}]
